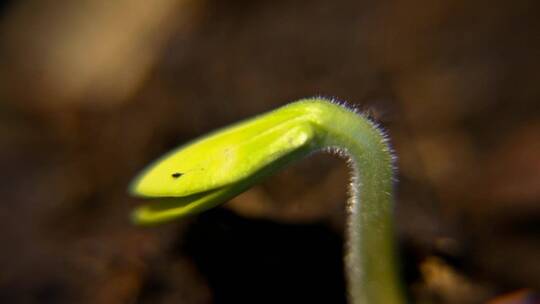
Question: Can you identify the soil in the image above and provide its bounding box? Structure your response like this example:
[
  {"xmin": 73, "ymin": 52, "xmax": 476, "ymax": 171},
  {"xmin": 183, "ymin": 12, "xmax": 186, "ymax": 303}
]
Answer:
[{"xmin": 0, "ymin": 0, "xmax": 539, "ymax": 303}]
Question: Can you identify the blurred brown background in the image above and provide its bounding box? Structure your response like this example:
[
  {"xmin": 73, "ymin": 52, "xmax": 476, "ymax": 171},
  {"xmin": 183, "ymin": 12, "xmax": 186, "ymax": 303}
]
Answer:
[{"xmin": 1, "ymin": 0, "xmax": 539, "ymax": 303}]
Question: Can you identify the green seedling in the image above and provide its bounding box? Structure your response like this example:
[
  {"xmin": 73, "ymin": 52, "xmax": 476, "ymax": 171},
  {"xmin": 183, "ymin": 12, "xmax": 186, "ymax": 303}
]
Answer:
[{"xmin": 129, "ymin": 98, "xmax": 406, "ymax": 304}]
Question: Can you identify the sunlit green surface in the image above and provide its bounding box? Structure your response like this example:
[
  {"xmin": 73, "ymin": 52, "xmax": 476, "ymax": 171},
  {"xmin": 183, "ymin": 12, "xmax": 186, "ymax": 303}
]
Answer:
[{"xmin": 129, "ymin": 98, "xmax": 406, "ymax": 304}]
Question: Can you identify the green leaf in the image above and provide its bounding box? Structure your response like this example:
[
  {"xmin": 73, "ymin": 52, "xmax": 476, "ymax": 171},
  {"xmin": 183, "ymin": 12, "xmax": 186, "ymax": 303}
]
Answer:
[{"xmin": 129, "ymin": 105, "xmax": 316, "ymax": 224}]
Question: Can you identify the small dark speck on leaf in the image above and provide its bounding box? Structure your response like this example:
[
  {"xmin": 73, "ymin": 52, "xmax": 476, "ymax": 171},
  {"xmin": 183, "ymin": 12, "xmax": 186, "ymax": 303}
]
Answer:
[{"xmin": 172, "ymin": 172, "xmax": 183, "ymax": 178}]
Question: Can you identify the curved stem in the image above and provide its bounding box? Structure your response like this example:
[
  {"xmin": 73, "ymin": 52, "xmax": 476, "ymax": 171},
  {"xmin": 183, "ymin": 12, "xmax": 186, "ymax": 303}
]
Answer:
[{"xmin": 304, "ymin": 101, "xmax": 405, "ymax": 304}]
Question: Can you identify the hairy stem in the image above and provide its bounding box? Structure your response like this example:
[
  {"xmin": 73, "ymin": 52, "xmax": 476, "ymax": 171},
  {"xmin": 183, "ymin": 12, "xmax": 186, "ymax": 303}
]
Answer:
[{"xmin": 304, "ymin": 101, "xmax": 405, "ymax": 304}]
